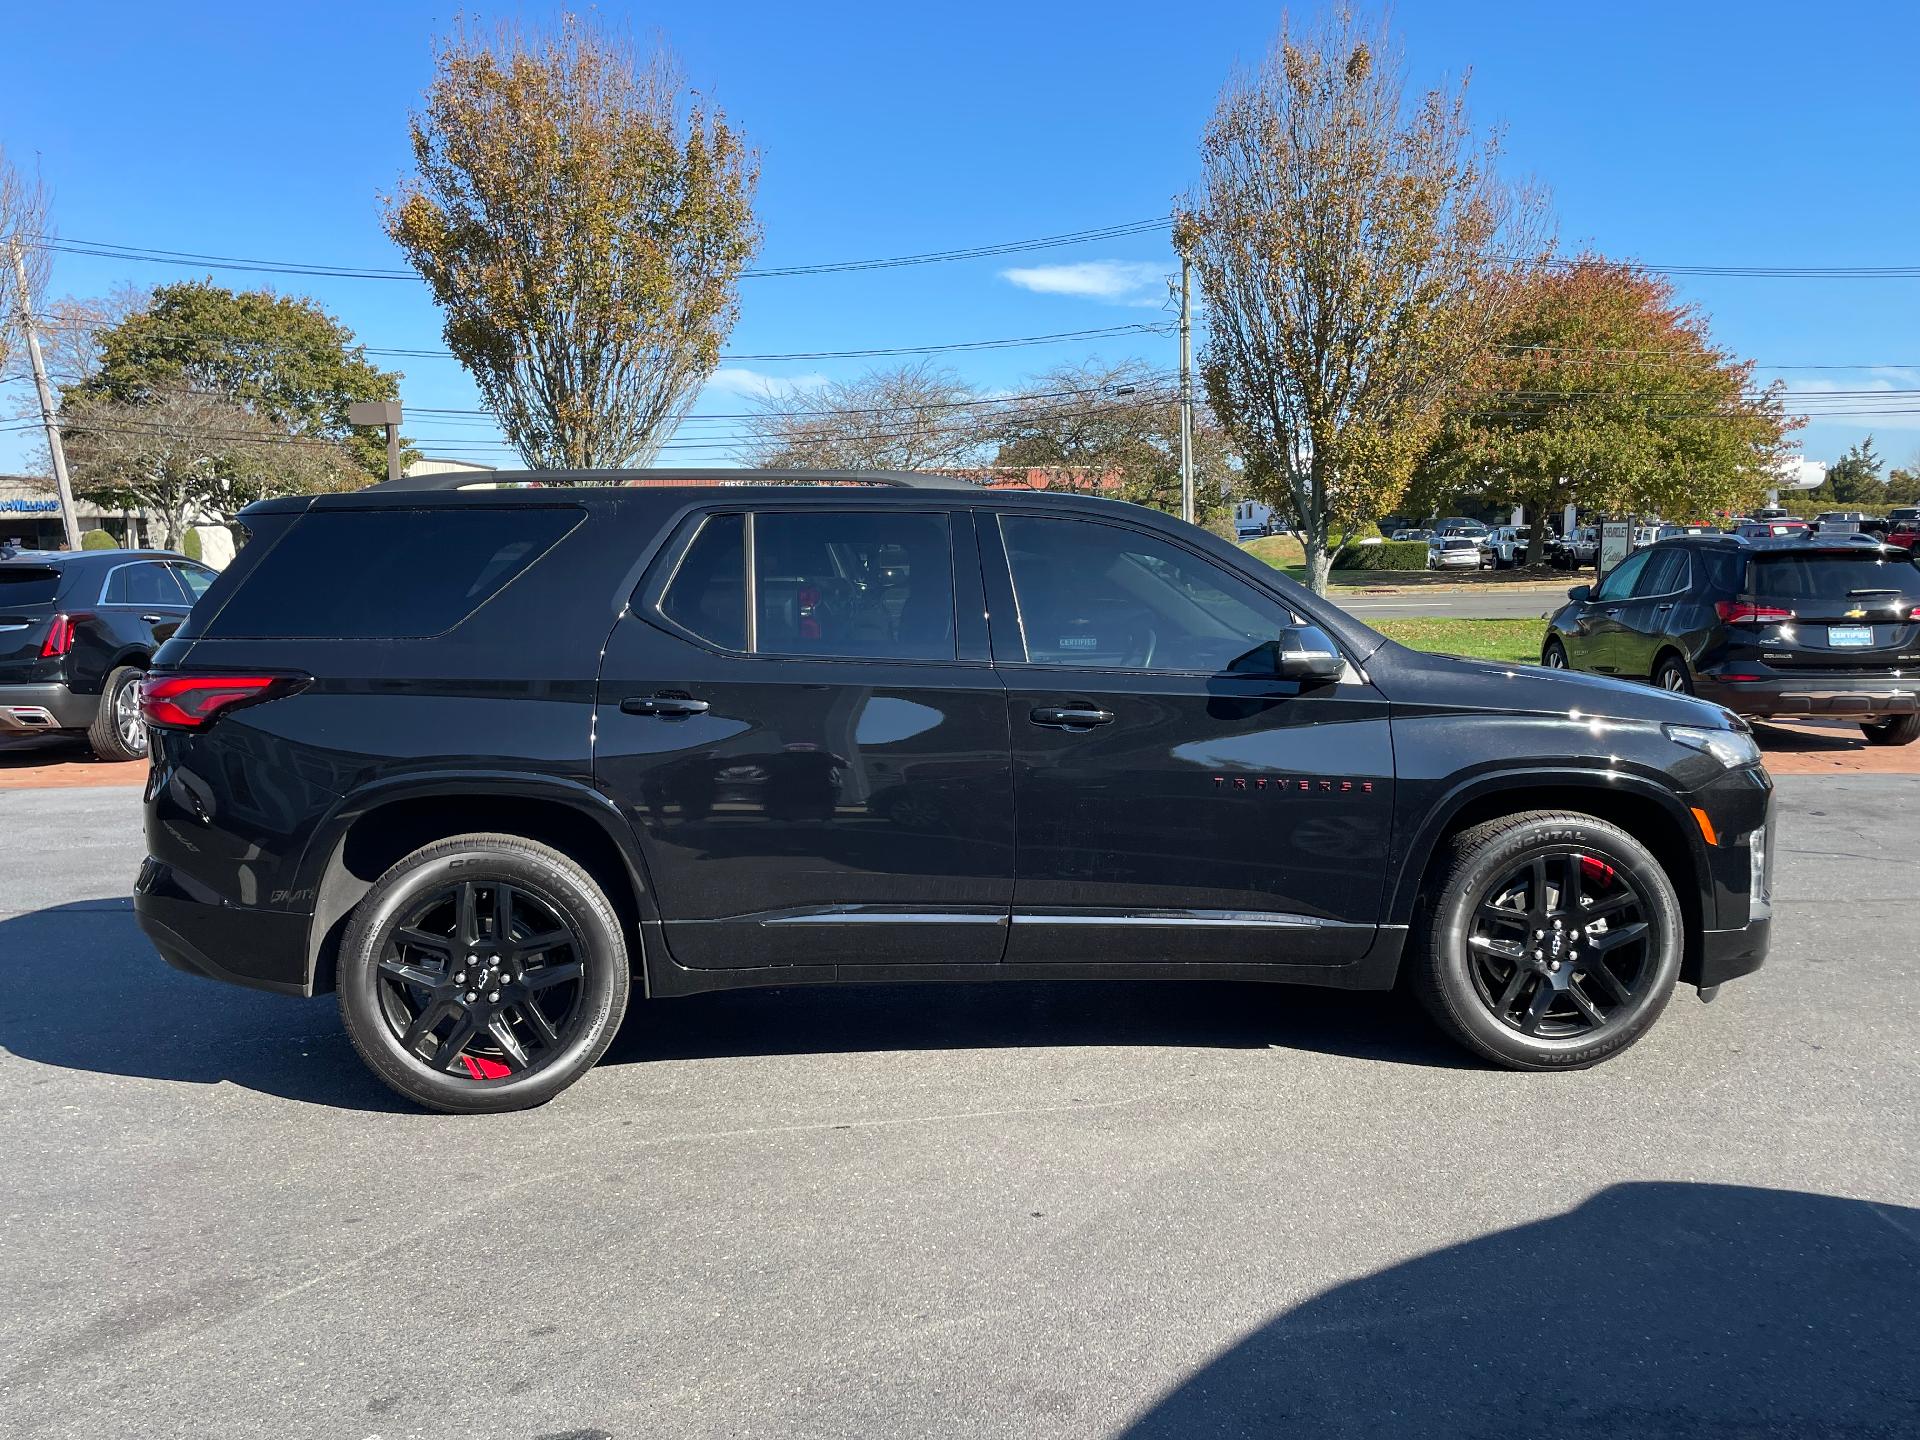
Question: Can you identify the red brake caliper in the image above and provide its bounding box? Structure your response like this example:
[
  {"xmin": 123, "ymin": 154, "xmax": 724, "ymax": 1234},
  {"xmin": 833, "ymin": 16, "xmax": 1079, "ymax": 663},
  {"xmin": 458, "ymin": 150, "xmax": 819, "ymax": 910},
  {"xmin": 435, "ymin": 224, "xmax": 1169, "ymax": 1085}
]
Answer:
[{"xmin": 461, "ymin": 1055, "xmax": 511, "ymax": 1080}]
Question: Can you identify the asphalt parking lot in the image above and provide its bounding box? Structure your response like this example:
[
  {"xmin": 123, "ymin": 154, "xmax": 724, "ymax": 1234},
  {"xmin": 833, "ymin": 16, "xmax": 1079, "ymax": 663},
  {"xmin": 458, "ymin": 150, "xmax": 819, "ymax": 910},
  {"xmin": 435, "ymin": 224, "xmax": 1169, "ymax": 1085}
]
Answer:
[{"xmin": 1, "ymin": 778, "xmax": 1916, "ymax": 1439}]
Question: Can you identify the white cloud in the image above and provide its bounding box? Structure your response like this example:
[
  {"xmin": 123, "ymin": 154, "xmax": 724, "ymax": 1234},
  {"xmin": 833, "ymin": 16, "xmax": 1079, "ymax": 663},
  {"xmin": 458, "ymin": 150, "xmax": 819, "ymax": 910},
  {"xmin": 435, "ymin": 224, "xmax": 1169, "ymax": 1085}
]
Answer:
[
  {"xmin": 999, "ymin": 260, "xmax": 1166, "ymax": 303},
  {"xmin": 1772, "ymin": 370, "xmax": 1920, "ymax": 433},
  {"xmin": 702, "ymin": 367, "xmax": 829, "ymax": 401}
]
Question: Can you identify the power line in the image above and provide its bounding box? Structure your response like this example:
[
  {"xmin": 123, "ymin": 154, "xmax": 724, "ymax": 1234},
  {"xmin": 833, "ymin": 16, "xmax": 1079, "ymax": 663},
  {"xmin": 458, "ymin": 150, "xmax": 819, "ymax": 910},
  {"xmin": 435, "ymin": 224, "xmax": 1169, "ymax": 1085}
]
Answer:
[{"xmin": 19, "ymin": 218, "xmax": 1175, "ymax": 284}]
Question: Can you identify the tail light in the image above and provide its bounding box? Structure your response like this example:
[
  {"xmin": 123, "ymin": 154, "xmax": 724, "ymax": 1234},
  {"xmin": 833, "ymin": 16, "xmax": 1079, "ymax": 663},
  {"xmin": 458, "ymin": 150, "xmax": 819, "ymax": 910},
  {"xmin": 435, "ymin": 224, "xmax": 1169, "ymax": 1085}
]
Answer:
[
  {"xmin": 140, "ymin": 673, "xmax": 308, "ymax": 731},
  {"xmin": 1715, "ymin": 601, "xmax": 1793, "ymax": 625},
  {"xmin": 40, "ymin": 613, "xmax": 77, "ymax": 658}
]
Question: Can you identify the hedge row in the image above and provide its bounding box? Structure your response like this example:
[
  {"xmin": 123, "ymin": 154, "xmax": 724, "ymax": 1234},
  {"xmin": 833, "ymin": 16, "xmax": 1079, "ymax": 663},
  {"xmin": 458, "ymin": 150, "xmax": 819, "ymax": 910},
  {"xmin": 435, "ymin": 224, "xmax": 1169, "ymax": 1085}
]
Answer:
[{"xmin": 1332, "ymin": 539, "xmax": 1430, "ymax": 571}]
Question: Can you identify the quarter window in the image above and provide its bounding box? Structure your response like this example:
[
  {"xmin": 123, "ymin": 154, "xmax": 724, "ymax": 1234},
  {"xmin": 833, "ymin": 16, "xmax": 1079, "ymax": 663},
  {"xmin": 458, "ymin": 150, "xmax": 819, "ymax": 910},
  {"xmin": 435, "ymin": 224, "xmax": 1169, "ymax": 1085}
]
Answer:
[
  {"xmin": 659, "ymin": 513, "xmax": 746, "ymax": 651},
  {"xmin": 999, "ymin": 514, "xmax": 1292, "ymax": 672}
]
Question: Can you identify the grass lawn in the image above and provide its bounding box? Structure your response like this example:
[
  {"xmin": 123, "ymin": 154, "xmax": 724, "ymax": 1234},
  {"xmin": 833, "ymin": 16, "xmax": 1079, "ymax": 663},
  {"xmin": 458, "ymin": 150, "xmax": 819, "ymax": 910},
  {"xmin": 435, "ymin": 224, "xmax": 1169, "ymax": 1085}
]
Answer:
[{"xmin": 1370, "ymin": 617, "xmax": 1545, "ymax": 664}]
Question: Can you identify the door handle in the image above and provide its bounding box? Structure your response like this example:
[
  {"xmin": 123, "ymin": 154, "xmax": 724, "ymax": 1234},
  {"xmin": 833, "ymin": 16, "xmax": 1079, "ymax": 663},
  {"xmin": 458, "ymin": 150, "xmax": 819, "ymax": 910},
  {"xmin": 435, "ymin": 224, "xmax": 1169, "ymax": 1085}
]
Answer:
[
  {"xmin": 1655, "ymin": 602, "xmax": 1675, "ymax": 612},
  {"xmin": 1031, "ymin": 705, "xmax": 1114, "ymax": 729},
  {"xmin": 141, "ymin": 614, "xmax": 168, "ymax": 623},
  {"xmin": 621, "ymin": 695, "xmax": 710, "ymax": 717}
]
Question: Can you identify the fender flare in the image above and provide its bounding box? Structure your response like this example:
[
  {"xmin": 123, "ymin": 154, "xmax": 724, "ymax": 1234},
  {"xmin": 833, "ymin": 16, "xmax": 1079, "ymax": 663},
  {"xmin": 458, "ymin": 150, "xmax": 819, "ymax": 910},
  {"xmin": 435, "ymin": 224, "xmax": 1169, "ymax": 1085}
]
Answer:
[
  {"xmin": 1385, "ymin": 766, "xmax": 1712, "ymax": 928},
  {"xmin": 294, "ymin": 770, "xmax": 660, "ymax": 989}
]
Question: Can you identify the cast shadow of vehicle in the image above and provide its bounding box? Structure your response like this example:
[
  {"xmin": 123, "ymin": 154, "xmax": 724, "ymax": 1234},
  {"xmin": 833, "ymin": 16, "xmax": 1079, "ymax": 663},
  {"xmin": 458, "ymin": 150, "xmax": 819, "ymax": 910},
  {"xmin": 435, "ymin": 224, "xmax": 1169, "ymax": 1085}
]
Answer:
[
  {"xmin": 0, "ymin": 901, "xmax": 1471, "ymax": 1112},
  {"xmin": 1119, "ymin": 1181, "xmax": 1920, "ymax": 1439}
]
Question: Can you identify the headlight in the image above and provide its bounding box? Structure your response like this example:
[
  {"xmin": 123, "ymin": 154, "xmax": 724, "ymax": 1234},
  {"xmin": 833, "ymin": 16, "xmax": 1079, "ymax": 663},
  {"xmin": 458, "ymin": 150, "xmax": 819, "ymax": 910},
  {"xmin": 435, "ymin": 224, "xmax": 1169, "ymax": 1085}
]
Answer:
[{"xmin": 1665, "ymin": 724, "xmax": 1762, "ymax": 769}]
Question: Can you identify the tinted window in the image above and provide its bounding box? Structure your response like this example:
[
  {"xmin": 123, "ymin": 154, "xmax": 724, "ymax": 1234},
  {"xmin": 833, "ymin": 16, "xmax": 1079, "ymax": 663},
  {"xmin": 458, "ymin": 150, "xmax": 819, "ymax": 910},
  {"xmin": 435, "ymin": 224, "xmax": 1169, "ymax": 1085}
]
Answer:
[
  {"xmin": 206, "ymin": 507, "xmax": 579, "ymax": 639},
  {"xmin": 1592, "ymin": 549, "xmax": 1650, "ymax": 602},
  {"xmin": 658, "ymin": 513, "xmax": 746, "ymax": 651},
  {"xmin": 1001, "ymin": 515, "xmax": 1292, "ymax": 672},
  {"xmin": 1747, "ymin": 553, "xmax": 1920, "ymax": 603},
  {"xmin": 173, "ymin": 564, "xmax": 214, "ymax": 601},
  {"xmin": 1632, "ymin": 548, "xmax": 1689, "ymax": 597},
  {"xmin": 0, "ymin": 567, "xmax": 60, "ymax": 607},
  {"xmin": 753, "ymin": 511, "xmax": 954, "ymax": 660},
  {"xmin": 105, "ymin": 562, "xmax": 188, "ymax": 607}
]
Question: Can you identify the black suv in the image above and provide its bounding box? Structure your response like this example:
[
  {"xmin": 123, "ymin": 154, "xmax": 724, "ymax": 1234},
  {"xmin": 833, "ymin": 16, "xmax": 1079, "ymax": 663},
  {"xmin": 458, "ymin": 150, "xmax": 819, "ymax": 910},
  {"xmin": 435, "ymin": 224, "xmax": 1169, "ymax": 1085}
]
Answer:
[
  {"xmin": 1542, "ymin": 534, "xmax": 1920, "ymax": 745},
  {"xmin": 0, "ymin": 547, "xmax": 217, "ymax": 760},
  {"xmin": 135, "ymin": 472, "xmax": 1773, "ymax": 1112}
]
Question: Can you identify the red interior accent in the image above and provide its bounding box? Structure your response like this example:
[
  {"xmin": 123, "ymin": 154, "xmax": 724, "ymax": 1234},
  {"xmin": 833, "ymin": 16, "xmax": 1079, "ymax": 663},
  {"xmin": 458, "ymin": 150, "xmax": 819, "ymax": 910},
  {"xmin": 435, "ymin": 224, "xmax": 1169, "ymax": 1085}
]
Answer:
[
  {"xmin": 461, "ymin": 1055, "xmax": 511, "ymax": 1080},
  {"xmin": 797, "ymin": 584, "xmax": 822, "ymax": 640}
]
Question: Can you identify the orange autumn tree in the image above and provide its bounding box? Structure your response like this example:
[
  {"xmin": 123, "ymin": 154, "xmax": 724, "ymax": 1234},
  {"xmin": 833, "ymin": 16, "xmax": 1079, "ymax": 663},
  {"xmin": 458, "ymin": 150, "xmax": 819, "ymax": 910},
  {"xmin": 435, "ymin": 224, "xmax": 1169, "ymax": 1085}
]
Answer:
[{"xmin": 1416, "ymin": 258, "xmax": 1794, "ymax": 562}]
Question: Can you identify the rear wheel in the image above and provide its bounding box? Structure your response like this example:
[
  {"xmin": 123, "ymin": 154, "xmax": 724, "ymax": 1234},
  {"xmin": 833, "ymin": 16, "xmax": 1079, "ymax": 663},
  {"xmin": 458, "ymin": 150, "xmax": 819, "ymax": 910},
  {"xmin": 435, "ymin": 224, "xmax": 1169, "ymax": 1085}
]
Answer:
[
  {"xmin": 337, "ymin": 833, "xmax": 629, "ymax": 1113},
  {"xmin": 87, "ymin": 665, "xmax": 148, "ymax": 762},
  {"xmin": 1412, "ymin": 811, "xmax": 1682, "ymax": 1070},
  {"xmin": 1861, "ymin": 714, "xmax": 1920, "ymax": 746},
  {"xmin": 1652, "ymin": 654, "xmax": 1693, "ymax": 695}
]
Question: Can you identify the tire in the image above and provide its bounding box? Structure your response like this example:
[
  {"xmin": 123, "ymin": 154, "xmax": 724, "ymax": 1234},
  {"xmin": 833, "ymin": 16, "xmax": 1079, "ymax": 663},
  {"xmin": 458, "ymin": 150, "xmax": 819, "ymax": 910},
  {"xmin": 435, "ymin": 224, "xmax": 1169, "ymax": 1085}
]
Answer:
[
  {"xmin": 337, "ymin": 833, "xmax": 630, "ymax": 1113},
  {"xmin": 1652, "ymin": 653, "xmax": 1693, "ymax": 695},
  {"xmin": 1411, "ymin": 811, "xmax": 1683, "ymax": 1070},
  {"xmin": 1542, "ymin": 638, "xmax": 1569, "ymax": 669},
  {"xmin": 1861, "ymin": 714, "xmax": 1920, "ymax": 746},
  {"xmin": 87, "ymin": 665, "xmax": 149, "ymax": 762}
]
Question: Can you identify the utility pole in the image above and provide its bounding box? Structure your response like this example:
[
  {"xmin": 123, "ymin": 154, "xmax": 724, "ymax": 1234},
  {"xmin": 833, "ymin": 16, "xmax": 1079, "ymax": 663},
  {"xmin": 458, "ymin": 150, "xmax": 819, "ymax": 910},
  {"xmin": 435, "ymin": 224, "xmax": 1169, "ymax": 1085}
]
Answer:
[
  {"xmin": 7, "ymin": 236, "xmax": 82, "ymax": 550},
  {"xmin": 1177, "ymin": 248, "xmax": 1195, "ymax": 526}
]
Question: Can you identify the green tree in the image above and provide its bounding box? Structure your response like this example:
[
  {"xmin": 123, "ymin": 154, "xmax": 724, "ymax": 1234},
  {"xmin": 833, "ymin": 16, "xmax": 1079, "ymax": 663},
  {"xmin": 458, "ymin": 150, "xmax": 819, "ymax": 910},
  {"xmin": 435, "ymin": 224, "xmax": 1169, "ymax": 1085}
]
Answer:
[
  {"xmin": 387, "ymin": 14, "xmax": 761, "ymax": 471},
  {"xmin": 985, "ymin": 359, "xmax": 1234, "ymax": 529},
  {"xmin": 1176, "ymin": 7, "xmax": 1546, "ymax": 593},
  {"xmin": 68, "ymin": 280, "xmax": 413, "ymax": 485},
  {"xmin": 1807, "ymin": 437, "xmax": 1885, "ymax": 506},
  {"xmin": 1415, "ymin": 258, "xmax": 1793, "ymax": 562}
]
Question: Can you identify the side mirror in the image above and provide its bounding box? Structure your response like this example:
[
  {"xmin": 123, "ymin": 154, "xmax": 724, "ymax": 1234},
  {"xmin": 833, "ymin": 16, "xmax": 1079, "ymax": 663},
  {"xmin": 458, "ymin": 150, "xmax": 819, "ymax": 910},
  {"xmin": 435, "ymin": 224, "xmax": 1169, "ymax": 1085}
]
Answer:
[
  {"xmin": 1275, "ymin": 624, "xmax": 1345, "ymax": 683},
  {"xmin": 1567, "ymin": 584, "xmax": 1592, "ymax": 603}
]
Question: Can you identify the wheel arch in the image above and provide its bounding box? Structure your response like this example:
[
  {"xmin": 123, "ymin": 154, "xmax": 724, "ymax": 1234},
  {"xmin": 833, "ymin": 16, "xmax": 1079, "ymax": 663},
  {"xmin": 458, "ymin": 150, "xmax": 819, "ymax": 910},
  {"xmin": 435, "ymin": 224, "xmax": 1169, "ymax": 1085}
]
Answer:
[
  {"xmin": 1389, "ymin": 770, "xmax": 1710, "ymax": 979},
  {"xmin": 299, "ymin": 774, "xmax": 653, "ymax": 994}
]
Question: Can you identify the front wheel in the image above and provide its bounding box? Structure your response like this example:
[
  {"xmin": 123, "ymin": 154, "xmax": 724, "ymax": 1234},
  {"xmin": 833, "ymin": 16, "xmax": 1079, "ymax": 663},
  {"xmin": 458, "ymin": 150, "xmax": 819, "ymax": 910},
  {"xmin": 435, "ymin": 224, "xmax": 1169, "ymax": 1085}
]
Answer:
[
  {"xmin": 1542, "ymin": 638, "xmax": 1570, "ymax": 669},
  {"xmin": 1412, "ymin": 811, "xmax": 1682, "ymax": 1070},
  {"xmin": 337, "ymin": 834, "xmax": 630, "ymax": 1113},
  {"xmin": 1862, "ymin": 714, "xmax": 1920, "ymax": 746}
]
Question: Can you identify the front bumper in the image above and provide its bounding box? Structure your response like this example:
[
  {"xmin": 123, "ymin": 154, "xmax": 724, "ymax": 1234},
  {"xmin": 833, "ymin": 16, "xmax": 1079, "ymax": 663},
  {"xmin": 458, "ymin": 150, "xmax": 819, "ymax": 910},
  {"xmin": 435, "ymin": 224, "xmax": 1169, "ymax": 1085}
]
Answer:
[
  {"xmin": 0, "ymin": 681, "xmax": 97, "ymax": 732},
  {"xmin": 1692, "ymin": 917, "xmax": 1771, "ymax": 989},
  {"xmin": 1695, "ymin": 673, "xmax": 1919, "ymax": 721}
]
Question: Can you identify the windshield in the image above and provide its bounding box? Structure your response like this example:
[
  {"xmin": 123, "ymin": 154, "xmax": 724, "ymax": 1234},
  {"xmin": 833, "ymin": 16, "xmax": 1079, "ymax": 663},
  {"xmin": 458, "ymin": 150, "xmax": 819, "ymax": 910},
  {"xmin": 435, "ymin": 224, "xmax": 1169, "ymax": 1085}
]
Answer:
[{"xmin": 1747, "ymin": 553, "xmax": 1920, "ymax": 602}]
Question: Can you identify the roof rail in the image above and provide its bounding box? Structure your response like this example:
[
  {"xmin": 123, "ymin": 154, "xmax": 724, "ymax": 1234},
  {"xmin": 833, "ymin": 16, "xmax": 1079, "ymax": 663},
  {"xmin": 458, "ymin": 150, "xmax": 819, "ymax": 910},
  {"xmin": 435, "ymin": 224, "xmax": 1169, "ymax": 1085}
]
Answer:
[{"xmin": 361, "ymin": 467, "xmax": 983, "ymax": 494}]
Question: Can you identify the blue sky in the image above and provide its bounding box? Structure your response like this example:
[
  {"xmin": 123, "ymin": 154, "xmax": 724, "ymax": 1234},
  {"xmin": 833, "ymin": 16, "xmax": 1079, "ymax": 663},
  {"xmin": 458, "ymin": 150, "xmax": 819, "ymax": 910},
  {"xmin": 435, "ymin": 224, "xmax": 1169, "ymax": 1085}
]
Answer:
[{"xmin": 5, "ymin": 0, "xmax": 1918, "ymax": 476}]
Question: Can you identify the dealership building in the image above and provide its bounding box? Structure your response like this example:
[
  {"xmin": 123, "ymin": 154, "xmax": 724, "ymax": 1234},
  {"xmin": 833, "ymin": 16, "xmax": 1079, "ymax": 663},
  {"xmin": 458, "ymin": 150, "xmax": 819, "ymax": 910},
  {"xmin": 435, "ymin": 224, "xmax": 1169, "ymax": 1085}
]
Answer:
[{"xmin": 0, "ymin": 475, "xmax": 159, "ymax": 550}]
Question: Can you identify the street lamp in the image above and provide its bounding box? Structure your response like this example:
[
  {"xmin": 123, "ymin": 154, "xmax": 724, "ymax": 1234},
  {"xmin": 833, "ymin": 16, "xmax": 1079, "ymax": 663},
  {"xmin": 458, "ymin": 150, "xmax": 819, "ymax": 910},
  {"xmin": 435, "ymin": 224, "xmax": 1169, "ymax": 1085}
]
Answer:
[{"xmin": 348, "ymin": 400, "xmax": 403, "ymax": 483}]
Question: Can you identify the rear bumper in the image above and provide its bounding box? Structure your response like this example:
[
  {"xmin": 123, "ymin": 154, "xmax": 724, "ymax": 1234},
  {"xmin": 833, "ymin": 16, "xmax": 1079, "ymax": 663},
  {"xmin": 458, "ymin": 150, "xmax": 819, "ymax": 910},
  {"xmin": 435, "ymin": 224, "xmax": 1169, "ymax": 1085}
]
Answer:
[
  {"xmin": 1696, "ymin": 674, "xmax": 1919, "ymax": 721},
  {"xmin": 0, "ymin": 681, "xmax": 96, "ymax": 731},
  {"xmin": 134, "ymin": 858, "xmax": 312, "ymax": 996}
]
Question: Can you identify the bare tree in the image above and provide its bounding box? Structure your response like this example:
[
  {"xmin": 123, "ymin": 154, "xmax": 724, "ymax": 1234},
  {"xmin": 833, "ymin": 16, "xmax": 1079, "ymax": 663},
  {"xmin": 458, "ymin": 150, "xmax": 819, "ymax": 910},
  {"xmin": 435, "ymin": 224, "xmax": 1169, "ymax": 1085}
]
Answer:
[
  {"xmin": 0, "ymin": 144, "xmax": 52, "ymax": 376},
  {"xmin": 62, "ymin": 386, "xmax": 357, "ymax": 546},
  {"xmin": 1177, "ymin": 7, "xmax": 1547, "ymax": 592},
  {"xmin": 386, "ymin": 14, "xmax": 761, "ymax": 471},
  {"xmin": 739, "ymin": 361, "xmax": 989, "ymax": 471}
]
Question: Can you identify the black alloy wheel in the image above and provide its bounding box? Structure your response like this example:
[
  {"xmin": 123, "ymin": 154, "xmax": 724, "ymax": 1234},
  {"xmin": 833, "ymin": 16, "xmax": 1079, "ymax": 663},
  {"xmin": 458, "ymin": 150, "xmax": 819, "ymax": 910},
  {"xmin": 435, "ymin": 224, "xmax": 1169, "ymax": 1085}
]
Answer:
[
  {"xmin": 338, "ymin": 834, "xmax": 629, "ymax": 1112},
  {"xmin": 1465, "ymin": 850, "xmax": 1652, "ymax": 1038},
  {"xmin": 1413, "ymin": 811, "xmax": 1682, "ymax": 1069}
]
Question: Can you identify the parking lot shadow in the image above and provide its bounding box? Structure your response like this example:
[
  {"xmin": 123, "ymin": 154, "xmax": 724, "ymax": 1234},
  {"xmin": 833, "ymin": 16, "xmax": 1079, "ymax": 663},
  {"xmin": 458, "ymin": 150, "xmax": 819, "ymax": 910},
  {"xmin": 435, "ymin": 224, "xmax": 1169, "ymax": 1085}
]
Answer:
[
  {"xmin": 0, "ymin": 901, "xmax": 1470, "ymax": 1109},
  {"xmin": 1119, "ymin": 1181, "xmax": 1920, "ymax": 1439},
  {"xmin": 0, "ymin": 899, "xmax": 412, "ymax": 1112}
]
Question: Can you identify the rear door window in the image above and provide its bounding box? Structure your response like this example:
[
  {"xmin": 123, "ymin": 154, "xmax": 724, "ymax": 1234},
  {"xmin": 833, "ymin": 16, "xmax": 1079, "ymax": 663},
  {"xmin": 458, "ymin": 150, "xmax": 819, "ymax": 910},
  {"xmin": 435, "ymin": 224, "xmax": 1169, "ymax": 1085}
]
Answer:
[
  {"xmin": 1631, "ymin": 549, "xmax": 1689, "ymax": 597},
  {"xmin": 204, "ymin": 506, "xmax": 580, "ymax": 639},
  {"xmin": 104, "ymin": 562, "xmax": 189, "ymax": 607},
  {"xmin": 753, "ymin": 511, "xmax": 954, "ymax": 660}
]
